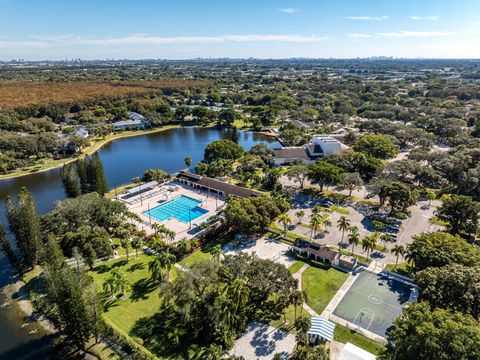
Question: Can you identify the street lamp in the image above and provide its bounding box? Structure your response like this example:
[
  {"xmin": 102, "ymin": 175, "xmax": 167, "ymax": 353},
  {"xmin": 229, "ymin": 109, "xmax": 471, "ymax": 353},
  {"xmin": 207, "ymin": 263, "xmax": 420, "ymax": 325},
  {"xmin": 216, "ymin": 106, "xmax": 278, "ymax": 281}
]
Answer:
[
  {"xmin": 148, "ymin": 203, "xmax": 152, "ymax": 226},
  {"xmin": 189, "ymin": 208, "xmax": 192, "ymax": 229}
]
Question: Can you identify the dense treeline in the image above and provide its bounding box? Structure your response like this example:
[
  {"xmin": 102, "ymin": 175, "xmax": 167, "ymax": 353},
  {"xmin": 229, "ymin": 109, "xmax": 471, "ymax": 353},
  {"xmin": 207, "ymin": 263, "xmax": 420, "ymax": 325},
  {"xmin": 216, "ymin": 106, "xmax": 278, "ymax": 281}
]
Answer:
[{"xmin": 61, "ymin": 153, "xmax": 109, "ymax": 197}]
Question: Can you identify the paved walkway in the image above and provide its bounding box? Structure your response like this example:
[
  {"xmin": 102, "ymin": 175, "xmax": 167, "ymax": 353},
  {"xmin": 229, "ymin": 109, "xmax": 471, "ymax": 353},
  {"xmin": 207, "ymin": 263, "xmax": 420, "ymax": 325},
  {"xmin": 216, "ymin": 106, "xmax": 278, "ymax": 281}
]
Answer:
[{"xmin": 291, "ymin": 264, "xmax": 320, "ymax": 317}]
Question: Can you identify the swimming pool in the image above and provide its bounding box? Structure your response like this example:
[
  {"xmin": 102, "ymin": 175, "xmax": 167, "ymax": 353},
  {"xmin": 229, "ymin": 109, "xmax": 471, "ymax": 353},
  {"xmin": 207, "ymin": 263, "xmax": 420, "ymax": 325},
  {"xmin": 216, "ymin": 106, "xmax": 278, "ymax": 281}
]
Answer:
[{"xmin": 143, "ymin": 195, "xmax": 208, "ymax": 223}]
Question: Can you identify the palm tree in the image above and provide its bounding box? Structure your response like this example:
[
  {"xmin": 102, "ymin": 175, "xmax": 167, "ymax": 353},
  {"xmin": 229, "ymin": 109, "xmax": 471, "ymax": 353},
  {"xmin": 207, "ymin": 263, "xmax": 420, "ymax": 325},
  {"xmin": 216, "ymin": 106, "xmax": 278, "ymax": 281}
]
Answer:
[
  {"xmin": 290, "ymin": 289, "xmax": 307, "ymax": 321},
  {"xmin": 295, "ymin": 210, "xmax": 305, "ymax": 224},
  {"xmin": 148, "ymin": 256, "xmax": 166, "ymax": 284},
  {"xmin": 278, "ymin": 213, "xmax": 292, "ymax": 234},
  {"xmin": 362, "ymin": 235, "xmax": 377, "ymax": 259},
  {"xmin": 177, "ymin": 237, "xmax": 192, "ymax": 255},
  {"xmin": 347, "ymin": 226, "xmax": 360, "ymax": 256},
  {"xmin": 310, "ymin": 215, "xmax": 322, "ymax": 240},
  {"xmin": 158, "ymin": 249, "xmax": 176, "ymax": 282},
  {"xmin": 223, "ymin": 277, "xmax": 250, "ymax": 311},
  {"xmin": 116, "ymin": 226, "xmax": 131, "ymax": 262},
  {"xmin": 380, "ymin": 233, "xmax": 394, "ymax": 252},
  {"xmin": 391, "ymin": 245, "xmax": 405, "ymax": 268},
  {"xmin": 298, "ymin": 290, "xmax": 308, "ymax": 315},
  {"xmin": 210, "ymin": 244, "xmax": 223, "ymax": 265},
  {"xmin": 130, "ymin": 236, "xmax": 142, "ymax": 258},
  {"xmin": 322, "ymin": 218, "xmax": 332, "ymax": 233},
  {"xmin": 191, "ymin": 345, "xmax": 223, "ymax": 360},
  {"xmin": 337, "ymin": 216, "xmax": 351, "ymax": 244},
  {"xmin": 102, "ymin": 277, "xmax": 117, "ymax": 300},
  {"xmin": 117, "ymin": 276, "xmax": 131, "ymax": 300}
]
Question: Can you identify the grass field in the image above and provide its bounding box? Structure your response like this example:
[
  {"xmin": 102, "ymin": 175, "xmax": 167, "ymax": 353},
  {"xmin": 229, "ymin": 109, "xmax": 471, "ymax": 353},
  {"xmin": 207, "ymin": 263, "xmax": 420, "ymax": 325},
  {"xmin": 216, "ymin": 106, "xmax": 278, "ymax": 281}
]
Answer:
[
  {"xmin": 333, "ymin": 323, "xmax": 385, "ymax": 355},
  {"xmin": 90, "ymin": 254, "xmax": 177, "ymax": 334},
  {"xmin": 302, "ymin": 265, "xmax": 348, "ymax": 315},
  {"xmin": 288, "ymin": 261, "xmax": 305, "ymax": 274}
]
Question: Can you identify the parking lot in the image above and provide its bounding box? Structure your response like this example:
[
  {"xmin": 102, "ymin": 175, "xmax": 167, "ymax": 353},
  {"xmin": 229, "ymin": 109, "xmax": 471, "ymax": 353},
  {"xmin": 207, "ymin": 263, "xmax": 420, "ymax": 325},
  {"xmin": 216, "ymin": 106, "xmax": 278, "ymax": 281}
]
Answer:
[{"xmin": 282, "ymin": 193, "xmax": 443, "ymax": 264}]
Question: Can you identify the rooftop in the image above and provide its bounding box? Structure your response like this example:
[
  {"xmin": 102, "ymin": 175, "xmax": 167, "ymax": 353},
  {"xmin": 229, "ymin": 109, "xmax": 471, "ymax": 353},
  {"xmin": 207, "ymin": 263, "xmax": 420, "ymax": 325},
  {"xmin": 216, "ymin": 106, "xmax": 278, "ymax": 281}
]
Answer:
[{"xmin": 176, "ymin": 171, "xmax": 261, "ymax": 198}]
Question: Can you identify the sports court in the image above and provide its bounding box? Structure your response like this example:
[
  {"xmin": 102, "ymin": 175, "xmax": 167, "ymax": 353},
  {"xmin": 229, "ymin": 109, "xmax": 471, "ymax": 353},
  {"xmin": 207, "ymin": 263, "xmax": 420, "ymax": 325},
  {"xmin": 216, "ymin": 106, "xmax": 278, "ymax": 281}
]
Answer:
[{"xmin": 332, "ymin": 270, "xmax": 413, "ymax": 337}]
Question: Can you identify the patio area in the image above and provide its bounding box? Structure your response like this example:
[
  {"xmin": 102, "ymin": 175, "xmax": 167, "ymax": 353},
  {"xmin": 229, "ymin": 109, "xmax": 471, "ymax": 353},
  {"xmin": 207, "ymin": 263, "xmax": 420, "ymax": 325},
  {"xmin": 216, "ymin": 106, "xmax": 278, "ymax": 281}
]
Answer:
[
  {"xmin": 222, "ymin": 236, "xmax": 296, "ymax": 268},
  {"xmin": 229, "ymin": 322, "xmax": 296, "ymax": 360},
  {"xmin": 122, "ymin": 181, "xmax": 225, "ymax": 242}
]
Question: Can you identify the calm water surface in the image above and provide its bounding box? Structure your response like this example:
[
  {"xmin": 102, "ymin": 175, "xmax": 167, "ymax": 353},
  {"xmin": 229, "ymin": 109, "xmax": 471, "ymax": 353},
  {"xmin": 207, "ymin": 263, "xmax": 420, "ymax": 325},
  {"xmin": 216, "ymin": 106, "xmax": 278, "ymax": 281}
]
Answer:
[{"xmin": 0, "ymin": 127, "xmax": 279, "ymax": 358}]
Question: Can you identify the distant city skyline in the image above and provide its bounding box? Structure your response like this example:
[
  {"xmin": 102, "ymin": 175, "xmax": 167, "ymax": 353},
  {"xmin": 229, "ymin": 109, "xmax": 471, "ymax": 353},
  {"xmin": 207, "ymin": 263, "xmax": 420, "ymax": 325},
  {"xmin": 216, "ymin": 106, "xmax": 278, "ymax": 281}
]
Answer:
[{"xmin": 0, "ymin": 0, "xmax": 479, "ymax": 60}]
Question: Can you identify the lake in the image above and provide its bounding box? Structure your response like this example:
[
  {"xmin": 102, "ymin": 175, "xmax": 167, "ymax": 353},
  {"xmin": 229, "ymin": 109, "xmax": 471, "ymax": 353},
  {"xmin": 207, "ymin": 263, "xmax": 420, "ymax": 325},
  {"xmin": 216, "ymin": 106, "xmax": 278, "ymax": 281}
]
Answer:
[{"xmin": 0, "ymin": 127, "xmax": 280, "ymax": 359}]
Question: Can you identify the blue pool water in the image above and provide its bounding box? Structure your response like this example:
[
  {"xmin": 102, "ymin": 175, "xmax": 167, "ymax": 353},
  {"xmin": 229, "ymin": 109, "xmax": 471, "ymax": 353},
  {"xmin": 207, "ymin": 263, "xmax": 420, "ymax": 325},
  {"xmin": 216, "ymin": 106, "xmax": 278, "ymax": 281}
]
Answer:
[{"xmin": 144, "ymin": 195, "xmax": 208, "ymax": 223}]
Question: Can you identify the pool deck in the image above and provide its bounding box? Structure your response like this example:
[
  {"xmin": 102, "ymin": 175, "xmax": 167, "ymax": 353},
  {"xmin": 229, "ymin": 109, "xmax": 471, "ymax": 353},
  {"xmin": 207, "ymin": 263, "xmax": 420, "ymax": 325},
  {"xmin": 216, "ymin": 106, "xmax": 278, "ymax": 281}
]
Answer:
[{"xmin": 122, "ymin": 182, "xmax": 225, "ymax": 243}]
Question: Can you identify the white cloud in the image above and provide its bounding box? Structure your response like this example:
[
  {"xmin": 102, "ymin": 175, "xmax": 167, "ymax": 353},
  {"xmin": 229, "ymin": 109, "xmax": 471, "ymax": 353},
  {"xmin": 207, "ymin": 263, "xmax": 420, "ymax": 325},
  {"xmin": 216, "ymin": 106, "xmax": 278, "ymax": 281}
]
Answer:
[
  {"xmin": 0, "ymin": 34, "xmax": 328, "ymax": 49},
  {"xmin": 376, "ymin": 31, "xmax": 456, "ymax": 38},
  {"xmin": 348, "ymin": 33, "xmax": 373, "ymax": 38},
  {"xmin": 410, "ymin": 16, "xmax": 441, "ymax": 21},
  {"xmin": 341, "ymin": 16, "xmax": 390, "ymax": 21},
  {"xmin": 279, "ymin": 8, "xmax": 298, "ymax": 14}
]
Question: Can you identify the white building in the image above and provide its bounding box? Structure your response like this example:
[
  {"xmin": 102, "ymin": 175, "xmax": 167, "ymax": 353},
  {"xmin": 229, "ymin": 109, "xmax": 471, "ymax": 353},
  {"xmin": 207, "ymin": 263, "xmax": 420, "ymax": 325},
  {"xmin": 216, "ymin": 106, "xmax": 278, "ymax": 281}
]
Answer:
[
  {"xmin": 272, "ymin": 134, "xmax": 344, "ymax": 166},
  {"xmin": 112, "ymin": 112, "xmax": 151, "ymax": 131}
]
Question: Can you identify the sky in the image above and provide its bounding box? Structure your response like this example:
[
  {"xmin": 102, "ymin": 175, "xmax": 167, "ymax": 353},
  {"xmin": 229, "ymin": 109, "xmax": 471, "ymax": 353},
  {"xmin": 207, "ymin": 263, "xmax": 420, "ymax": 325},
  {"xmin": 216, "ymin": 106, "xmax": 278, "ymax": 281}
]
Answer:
[{"xmin": 0, "ymin": 0, "xmax": 479, "ymax": 60}]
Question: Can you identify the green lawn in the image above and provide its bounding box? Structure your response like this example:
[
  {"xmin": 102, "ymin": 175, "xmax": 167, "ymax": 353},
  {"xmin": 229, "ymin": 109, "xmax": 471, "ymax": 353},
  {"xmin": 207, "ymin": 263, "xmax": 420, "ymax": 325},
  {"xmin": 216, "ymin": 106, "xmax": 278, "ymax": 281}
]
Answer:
[
  {"xmin": 90, "ymin": 254, "xmax": 177, "ymax": 334},
  {"xmin": 384, "ymin": 262, "xmax": 410, "ymax": 277},
  {"xmin": 270, "ymin": 304, "xmax": 311, "ymax": 333},
  {"xmin": 288, "ymin": 261, "xmax": 305, "ymax": 274},
  {"xmin": 302, "ymin": 265, "xmax": 348, "ymax": 315},
  {"xmin": 178, "ymin": 244, "xmax": 216, "ymax": 267},
  {"xmin": 333, "ymin": 324, "xmax": 385, "ymax": 355}
]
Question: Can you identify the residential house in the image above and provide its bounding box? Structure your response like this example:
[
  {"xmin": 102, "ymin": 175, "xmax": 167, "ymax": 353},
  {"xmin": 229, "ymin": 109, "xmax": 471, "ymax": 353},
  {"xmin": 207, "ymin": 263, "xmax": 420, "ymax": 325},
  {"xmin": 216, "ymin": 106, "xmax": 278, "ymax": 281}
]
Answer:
[{"xmin": 112, "ymin": 112, "xmax": 151, "ymax": 131}]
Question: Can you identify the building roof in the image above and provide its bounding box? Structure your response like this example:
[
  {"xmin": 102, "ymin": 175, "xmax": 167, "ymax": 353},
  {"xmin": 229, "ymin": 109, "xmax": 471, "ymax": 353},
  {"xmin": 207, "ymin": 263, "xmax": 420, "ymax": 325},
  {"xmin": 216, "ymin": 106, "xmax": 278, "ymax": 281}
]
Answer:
[
  {"xmin": 304, "ymin": 143, "xmax": 324, "ymax": 158},
  {"xmin": 126, "ymin": 181, "xmax": 158, "ymax": 195},
  {"xmin": 338, "ymin": 343, "xmax": 376, "ymax": 360},
  {"xmin": 308, "ymin": 317, "xmax": 335, "ymax": 341},
  {"xmin": 291, "ymin": 120, "xmax": 317, "ymax": 129},
  {"xmin": 272, "ymin": 147, "xmax": 310, "ymax": 160},
  {"xmin": 128, "ymin": 111, "xmax": 147, "ymax": 121},
  {"xmin": 293, "ymin": 238, "xmax": 339, "ymax": 261},
  {"xmin": 176, "ymin": 171, "xmax": 261, "ymax": 198}
]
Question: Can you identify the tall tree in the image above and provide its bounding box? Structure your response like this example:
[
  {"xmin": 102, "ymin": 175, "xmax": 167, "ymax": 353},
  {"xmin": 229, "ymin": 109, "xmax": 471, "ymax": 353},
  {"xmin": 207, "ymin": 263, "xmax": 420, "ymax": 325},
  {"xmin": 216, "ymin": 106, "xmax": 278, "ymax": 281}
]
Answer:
[
  {"xmin": 308, "ymin": 161, "xmax": 343, "ymax": 191},
  {"xmin": 391, "ymin": 244, "xmax": 405, "ymax": 268},
  {"xmin": 184, "ymin": 156, "xmax": 192, "ymax": 171},
  {"xmin": 338, "ymin": 172, "xmax": 364, "ymax": 196},
  {"xmin": 6, "ymin": 187, "xmax": 42, "ymax": 269},
  {"xmin": 347, "ymin": 226, "xmax": 360, "ymax": 256},
  {"xmin": 337, "ymin": 216, "xmax": 351, "ymax": 244},
  {"xmin": 286, "ymin": 163, "xmax": 309, "ymax": 189},
  {"xmin": 76, "ymin": 158, "xmax": 89, "ymax": 194},
  {"xmin": 437, "ymin": 195, "xmax": 480, "ymax": 236},
  {"xmin": 382, "ymin": 302, "xmax": 480, "ymax": 360},
  {"xmin": 60, "ymin": 163, "xmax": 82, "ymax": 198},
  {"xmin": 91, "ymin": 153, "xmax": 109, "ymax": 196},
  {"xmin": 40, "ymin": 237, "xmax": 101, "ymax": 352}
]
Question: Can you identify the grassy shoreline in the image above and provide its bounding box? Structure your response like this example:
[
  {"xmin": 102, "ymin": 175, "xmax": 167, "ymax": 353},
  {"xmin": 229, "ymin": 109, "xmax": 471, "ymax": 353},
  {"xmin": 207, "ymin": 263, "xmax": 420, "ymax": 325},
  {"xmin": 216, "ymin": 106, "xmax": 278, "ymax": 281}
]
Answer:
[{"xmin": 0, "ymin": 125, "xmax": 180, "ymax": 181}]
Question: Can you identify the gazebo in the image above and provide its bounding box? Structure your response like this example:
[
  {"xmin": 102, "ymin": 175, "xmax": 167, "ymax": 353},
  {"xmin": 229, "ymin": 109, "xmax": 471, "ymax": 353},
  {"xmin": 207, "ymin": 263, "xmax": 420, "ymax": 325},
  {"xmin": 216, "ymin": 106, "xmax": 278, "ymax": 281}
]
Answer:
[{"xmin": 308, "ymin": 317, "xmax": 335, "ymax": 343}]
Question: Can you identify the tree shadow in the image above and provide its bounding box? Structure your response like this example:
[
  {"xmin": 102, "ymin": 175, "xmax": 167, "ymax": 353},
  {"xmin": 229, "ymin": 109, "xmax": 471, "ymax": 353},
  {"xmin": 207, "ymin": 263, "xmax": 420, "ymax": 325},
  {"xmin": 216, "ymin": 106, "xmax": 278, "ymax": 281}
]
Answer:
[
  {"xmin": 110, "ymin": 259, "xmax": 128, "ymax": 269},
  {"xmin": 130, "ymin": 278, "xmax": 158, "ymax": 302},
  {"xmin": 102, "ymin": 296, "xmax": 121, "ymax": 312},
  {"xmin": 128, "ymin": 262, "xmax": 145, "ymax": 272},
  {"xmin": 94, "ymin": 264, "xmax": 111, "ymax": 274}
]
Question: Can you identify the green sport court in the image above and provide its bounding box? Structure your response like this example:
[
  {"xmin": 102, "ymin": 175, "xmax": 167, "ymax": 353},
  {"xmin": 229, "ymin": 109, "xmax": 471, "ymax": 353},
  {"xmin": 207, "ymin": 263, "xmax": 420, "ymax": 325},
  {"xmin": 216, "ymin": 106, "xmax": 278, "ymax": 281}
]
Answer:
[{"xmin": 332, "ymin": 270, "xmax": 413, "ymax": 337}]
